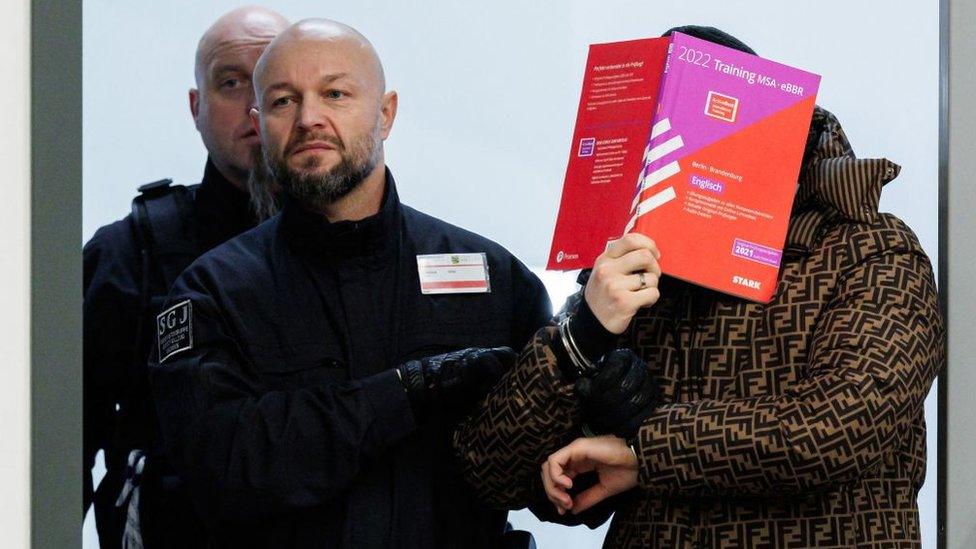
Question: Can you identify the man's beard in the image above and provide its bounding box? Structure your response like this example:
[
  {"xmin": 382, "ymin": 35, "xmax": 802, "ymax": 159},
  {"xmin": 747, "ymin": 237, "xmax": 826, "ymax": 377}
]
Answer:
[
  {"xmin": 265, "ymin": 125, "xmax": 381, "ymax": 213},
  {"xmin": 246, "ymin": 144, "xmax": 281, "ymax": 221}
]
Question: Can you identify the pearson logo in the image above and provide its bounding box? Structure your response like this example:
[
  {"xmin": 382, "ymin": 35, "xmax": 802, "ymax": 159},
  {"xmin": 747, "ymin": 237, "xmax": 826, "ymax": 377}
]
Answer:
[
  {"xmin": 555, "ymin": 250, "xmax": 579, "ymax": 264},
  {"xmin": 732, "ymin": 275, "xmax": 761, "ymax": 290}
]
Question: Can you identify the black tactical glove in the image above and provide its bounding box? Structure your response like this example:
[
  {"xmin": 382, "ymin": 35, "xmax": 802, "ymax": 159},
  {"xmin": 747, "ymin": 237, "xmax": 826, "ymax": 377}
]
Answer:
[
  {"xmin": 396, "ymin": 347, "xmax": 517, "ymax": 417},
  {"xmin": 575, "ymin": 349, "xmax": 660, "ymax": 441}
]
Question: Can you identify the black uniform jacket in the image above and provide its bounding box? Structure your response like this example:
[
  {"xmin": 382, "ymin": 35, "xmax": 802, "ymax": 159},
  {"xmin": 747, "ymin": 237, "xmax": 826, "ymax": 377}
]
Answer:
[
  {"xmin": 84, "ymin": 158, "xmax": 255, "ymax": 545},
  {"xmin": 148, "ymin": 170, "xmax": 551, "ymax": 548}
]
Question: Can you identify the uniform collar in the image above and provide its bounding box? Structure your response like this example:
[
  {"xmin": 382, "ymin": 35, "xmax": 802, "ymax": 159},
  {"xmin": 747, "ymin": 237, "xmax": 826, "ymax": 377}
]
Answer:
[
  {"xmin": 280, "ymin": 167, "xmax": 401, "ymax": 258},
  {"xmin": 194, "ymin": 157, "xmax": 258, "ymax": 252},
  {"xmin": 784, "ymin": 107, "xmax": 901, "ymax": 253}
]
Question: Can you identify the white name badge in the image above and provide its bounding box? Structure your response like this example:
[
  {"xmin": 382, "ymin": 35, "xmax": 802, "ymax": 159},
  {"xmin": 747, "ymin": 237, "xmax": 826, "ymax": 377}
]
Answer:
[{"xmin": 416, "ymin": 253, "xmax": 491, "ymax": 294}]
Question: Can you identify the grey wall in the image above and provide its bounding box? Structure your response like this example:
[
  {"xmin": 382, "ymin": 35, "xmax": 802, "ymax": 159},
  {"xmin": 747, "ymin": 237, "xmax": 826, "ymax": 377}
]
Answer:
[
  {"xmin": 32, "ymin": 0, "xmax": 83, "ymax": 547},
  {"xmin": 945, "ymin": 0, "xmax": 975, "ymax": 546}
]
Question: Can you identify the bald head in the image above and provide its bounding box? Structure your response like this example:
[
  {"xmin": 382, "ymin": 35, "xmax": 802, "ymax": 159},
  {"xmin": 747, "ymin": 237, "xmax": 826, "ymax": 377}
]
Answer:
[
  {"xmin": 249, "ymin": 18, "xmax": 398, "ymax": 220},
  {"xmin": 254, "ymin": 18, "xmax": 386, "ymax": 103},
  {"xmin": 189, "ymin": 6, "xmax": 289, "ymax": 191},
  {"xmin": 195, "ymin": 6, "xmax": 290, "ymax": 87}
]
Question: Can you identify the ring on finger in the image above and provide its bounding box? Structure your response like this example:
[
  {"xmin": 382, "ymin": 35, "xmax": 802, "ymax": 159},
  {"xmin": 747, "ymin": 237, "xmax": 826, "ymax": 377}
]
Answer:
[{"xmin": 636, "ymin": 272, "xmax": 647, "ymax": 290}]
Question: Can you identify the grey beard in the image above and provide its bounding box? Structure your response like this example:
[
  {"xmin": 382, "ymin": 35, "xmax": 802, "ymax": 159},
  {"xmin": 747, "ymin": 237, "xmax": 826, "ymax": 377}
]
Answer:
[
  {"xmin": 268, "ymin": 134, "xmax": 381, "ymax": 213},
  {"xmin": 246, "ymin": 145, "xmax": 281, "ymax": 221}
]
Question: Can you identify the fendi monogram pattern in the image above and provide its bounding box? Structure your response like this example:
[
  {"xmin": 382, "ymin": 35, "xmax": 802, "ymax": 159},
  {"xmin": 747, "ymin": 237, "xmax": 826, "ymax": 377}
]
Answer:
[
  {"xmin": 453, "ymin": 109, "xmax": 945, "ymax": 548},
  {"xmin": 454, "ymin": 324, "xmax": 583, "ymax": 507}
]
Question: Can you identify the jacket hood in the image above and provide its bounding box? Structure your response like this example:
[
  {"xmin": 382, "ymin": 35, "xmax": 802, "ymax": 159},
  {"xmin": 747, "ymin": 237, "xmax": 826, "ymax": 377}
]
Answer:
[{"xmin": 785, "ymin": 107, "xmax": 900, "ymax": 251}]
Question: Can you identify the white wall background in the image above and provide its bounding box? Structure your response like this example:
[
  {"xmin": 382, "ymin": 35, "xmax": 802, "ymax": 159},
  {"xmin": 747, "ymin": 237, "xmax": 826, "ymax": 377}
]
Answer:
[
  {"xmin": 83, "ymin": 1, "xmax": 941, "ymax": 547},
  {"xmin": 0, "ymin": 0, "xmax": 31, "ymax": 547}
]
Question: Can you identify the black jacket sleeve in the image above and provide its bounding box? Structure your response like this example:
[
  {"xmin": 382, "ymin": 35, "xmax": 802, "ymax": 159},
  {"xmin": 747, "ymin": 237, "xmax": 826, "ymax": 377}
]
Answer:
[
  {"xmin": 148, "ymin": 267, "xmax": 418, "ymax": 521},
  {"xmin": 508, "ymin": 255, "xmax": 553, "ymax": 350},
  {"xmin": 83, "ymin": 220, "xmax": 142, "ymax": 515}
]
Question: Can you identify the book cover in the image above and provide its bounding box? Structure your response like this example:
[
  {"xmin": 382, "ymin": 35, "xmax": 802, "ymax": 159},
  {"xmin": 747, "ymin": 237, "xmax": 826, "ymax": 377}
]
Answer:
[
  {"xmin": 547, "ymin": 37, "xmax": 670, "ymax": 271},
  {"xmin": 628, "ymin": 32, "xmax": 820, "ymax": 302}
]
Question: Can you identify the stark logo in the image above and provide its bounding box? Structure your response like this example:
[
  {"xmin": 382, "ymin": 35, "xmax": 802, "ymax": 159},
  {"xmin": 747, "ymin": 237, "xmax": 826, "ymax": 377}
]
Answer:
[
  {"xmin": 732, "ymin": 275, "xmax": 761, "ymax": 290},
  {"xmin": 157, "ymin": 300, "xmax": 193, "ymax": 363}
]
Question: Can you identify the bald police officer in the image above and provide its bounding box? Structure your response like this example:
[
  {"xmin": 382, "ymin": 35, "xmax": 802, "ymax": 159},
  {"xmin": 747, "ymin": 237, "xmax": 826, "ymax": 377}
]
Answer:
[
  {"xmin": 84, "ymin": 7, "xmax": 289, "ymax": 548},
  {"xmin": 148, "ymin": 18, "xmax": 550, "ymax": 548}
]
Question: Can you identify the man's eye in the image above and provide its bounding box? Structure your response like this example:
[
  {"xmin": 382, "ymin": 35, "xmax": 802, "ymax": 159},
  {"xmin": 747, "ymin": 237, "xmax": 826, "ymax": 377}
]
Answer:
[
  {"xmin": 271, "ymin": 96, "xmax": 292, "ymax": 107},
  {"xmin": 221, "ymin": 79, "xmax": 241, "ymax": 89},
  {"xmin": 326, "ymin": 90, "xmax": 345, "ymax": 100}
]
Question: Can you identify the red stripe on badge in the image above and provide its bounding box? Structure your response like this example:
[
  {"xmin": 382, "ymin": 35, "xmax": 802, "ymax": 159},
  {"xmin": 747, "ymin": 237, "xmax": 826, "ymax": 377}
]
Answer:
[{"xmin": 421, "ymin": 280, "xmax": 489, "ymax": 290}]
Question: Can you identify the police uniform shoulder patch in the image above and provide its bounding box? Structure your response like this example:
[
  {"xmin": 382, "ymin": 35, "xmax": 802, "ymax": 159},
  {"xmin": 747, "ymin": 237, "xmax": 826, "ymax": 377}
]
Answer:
[{"xmin": 157, "ymin": 299, "xmax": 193, "ymax": 363}]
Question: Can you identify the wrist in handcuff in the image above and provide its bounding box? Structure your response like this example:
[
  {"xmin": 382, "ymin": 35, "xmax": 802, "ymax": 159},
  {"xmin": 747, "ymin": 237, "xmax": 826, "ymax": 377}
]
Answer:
[
  {"xmin": 551, "ymin": 298, "xmax": 618, "ymax": 381},
  {"xmin": 572, "ymin": 296, "xmax": 618, "ymax": 361}
]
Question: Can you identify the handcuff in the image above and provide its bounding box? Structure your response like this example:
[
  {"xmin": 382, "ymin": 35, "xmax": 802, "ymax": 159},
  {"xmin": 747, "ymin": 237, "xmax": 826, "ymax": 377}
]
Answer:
[{"xmin": 557, "ymin": 314, "xmax": 599, "ymax": 379}]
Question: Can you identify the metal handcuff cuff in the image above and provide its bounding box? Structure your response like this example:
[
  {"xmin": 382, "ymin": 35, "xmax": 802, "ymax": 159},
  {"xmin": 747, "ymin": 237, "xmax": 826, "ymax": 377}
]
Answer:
[
  {"xmin": 558, "ymin": 270, "xmax": 647, "ymax": 378},
  {"xmin": 558, "ymin": 313, "xmax": 604, "ymax": 439},
  {"xmin": 557, "ymin": 313, "xmax": 599, "ymax": 379},
  {"xmin": 560, "ymin": 273, "xmax": 647, "ymax": 448}
]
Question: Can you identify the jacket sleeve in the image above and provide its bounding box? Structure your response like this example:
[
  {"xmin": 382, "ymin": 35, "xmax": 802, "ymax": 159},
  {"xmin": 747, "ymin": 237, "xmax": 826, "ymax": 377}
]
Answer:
[
  {"xmin": 454, "ymin": 288, "xmax": 590, "ymax": 509},
  {"xmin": 456, "ymin": 244, "xmax": 944, "ymax": 506},
  {"xmin": 453, "ymin": 289, "xmax": 623, "ymax": 528},
  {"xmin": 83, "ymin": 221, "xmax": 142, "ymax": 514},
  {"xmin": 453, "ymin": 322, "xmax": 580, "ymax": 507},
  {"xmin": 634, "ymin": 247, "xmax": 944, "ymax": 496},
  {"xmin": 508, "ymin": 256, "xmax": 553, "ymax": 350},
  {"xmin": 148, "ymin": 268, "xmax": 417, "ymax": 521}
]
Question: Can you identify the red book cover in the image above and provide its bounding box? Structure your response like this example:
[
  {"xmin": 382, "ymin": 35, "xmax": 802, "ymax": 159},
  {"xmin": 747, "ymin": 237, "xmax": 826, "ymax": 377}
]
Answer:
[
  {"xmin": 629, "ymin": 32, "xmax": 820, "ymax": 302},
  {"xmin": 547, "ymin": 38, "xmax": 669, "ymax": 270}
]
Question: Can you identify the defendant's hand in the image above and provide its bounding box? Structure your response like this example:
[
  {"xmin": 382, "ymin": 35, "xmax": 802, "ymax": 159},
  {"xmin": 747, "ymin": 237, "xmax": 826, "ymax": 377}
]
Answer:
[
  {"xmin": 584, "ymin": 233, "xmax": 661, "ymax": 334},
  {"xmin": 540, "ymin": 436, "xmax": 639, "ymax": 515}
]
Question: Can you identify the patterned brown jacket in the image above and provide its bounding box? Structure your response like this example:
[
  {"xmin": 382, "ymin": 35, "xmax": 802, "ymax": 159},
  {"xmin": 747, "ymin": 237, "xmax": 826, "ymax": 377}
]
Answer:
[{"xmin": 454, "ymin": 109, "xmax": 945, "ymax": 548}]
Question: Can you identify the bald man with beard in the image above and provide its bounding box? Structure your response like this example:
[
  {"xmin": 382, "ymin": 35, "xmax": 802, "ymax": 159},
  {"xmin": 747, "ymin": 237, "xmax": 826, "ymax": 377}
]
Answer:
[
  {"xmin": 84, "ymin": 7, "xmax": 288, "ymax": 548},
  {"xmin": 147, "ymin": 18, "xmax": 550, "ymax": 548}
]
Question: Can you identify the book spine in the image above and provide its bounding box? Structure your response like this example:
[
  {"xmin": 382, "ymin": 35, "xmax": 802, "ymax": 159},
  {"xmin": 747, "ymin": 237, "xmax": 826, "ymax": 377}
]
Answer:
[{"xmin": 626, "ymin": 37, "xmax": 683, "ymax": 233}]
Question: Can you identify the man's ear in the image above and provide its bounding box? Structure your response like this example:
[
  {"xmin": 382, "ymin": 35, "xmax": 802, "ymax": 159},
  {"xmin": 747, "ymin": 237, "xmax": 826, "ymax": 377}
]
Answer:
[
  {"xmin": 189, "ymin": 88, "xmax": 201, "ymax": 129},
  {"xmin": 379, "ymin": 90, "xmax": 398, "ymax": 140}
]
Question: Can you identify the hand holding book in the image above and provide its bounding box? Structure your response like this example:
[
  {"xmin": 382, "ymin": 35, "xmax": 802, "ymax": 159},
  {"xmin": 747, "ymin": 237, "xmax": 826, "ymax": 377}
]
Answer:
[
  {"xmin": 549, "ymin": 33, "xmax": 820, "ymax": 303},
  {"xmin": 583, "ymin": 233, "xmax": 661, "ymax": 334}
]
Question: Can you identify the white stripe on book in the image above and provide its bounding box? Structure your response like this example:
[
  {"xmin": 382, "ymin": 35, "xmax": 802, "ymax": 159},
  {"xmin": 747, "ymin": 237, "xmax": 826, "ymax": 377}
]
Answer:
[
  {"xmin": 636, "ymin": 186, "xmax": 677, "ymax": 216},
  {"xmin": 625, "ymin": 186, "xmax": 677, "ymax": 234},
  {"xmin": 631, "ymin": 161, "xmax": 680, "ymax": 212},
  {"xmin": 645, "ymin": 135, "xmax": 684, "ymax": 164},
  {"xmin": 623, "ymin": 214, "xmax": 637, "ymax": 234},
  {"xmin": 650, "ymin": 118, "xmax": 671, "ymax": 139}
]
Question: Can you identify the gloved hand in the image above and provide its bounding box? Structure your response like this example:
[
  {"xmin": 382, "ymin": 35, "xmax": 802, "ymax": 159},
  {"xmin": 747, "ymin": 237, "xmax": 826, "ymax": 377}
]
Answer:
[
  {"xmin": 396, "ymin": 347, "xmax": 517, "ymax": 417},
  {"xmin": 575, "ymin": 349, "xmax": 660, "ymax": 441}
]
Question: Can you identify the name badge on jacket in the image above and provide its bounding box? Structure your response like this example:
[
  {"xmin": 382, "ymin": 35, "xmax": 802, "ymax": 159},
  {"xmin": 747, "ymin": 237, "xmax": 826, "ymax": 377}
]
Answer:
[{"xmin": 416, "ymin": 253, "xmax": 491, "ymax": 294}]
